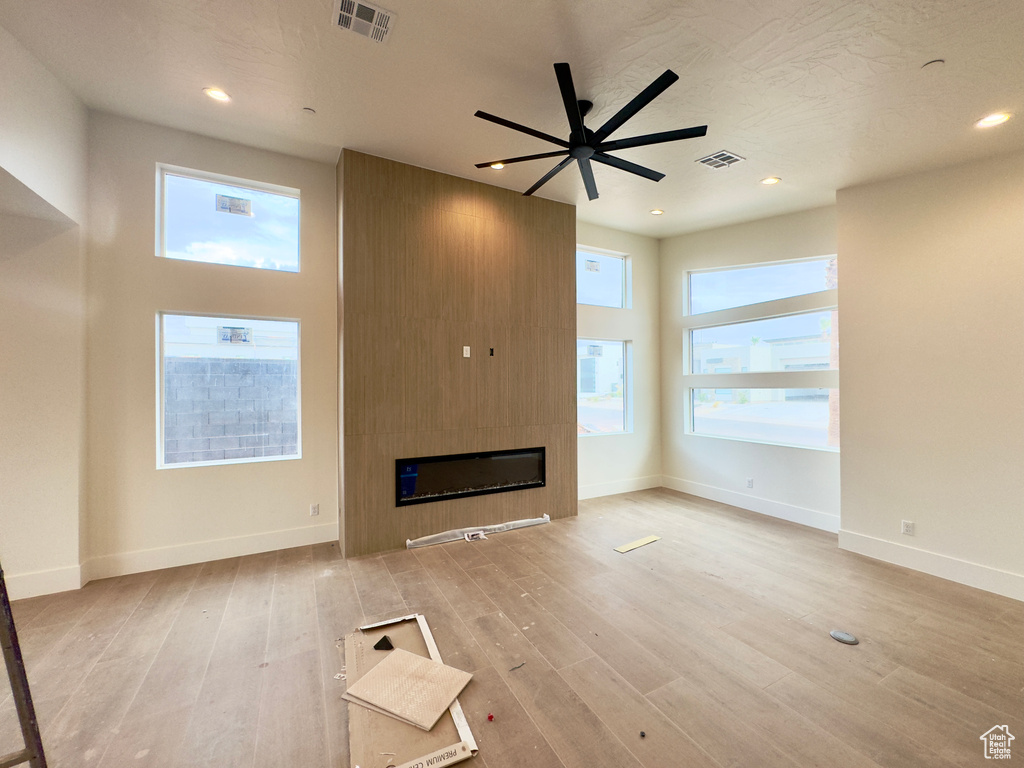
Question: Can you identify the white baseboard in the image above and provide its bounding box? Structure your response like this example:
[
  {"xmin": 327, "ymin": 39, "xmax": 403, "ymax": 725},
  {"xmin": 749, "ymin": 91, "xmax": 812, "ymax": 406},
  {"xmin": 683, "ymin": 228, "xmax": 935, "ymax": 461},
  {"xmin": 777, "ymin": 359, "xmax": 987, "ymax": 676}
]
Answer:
[
  {"xmin": 81, "ymin": 521, "xmax": 340, "ymax": 584},
  {"xmin": 4, "ymin": 564, "xmax": 83, "ymax": 601},
  {"xmin": 839, "ymin": 530, "xmax": 1024, "ymax": 603},
  {"xmin": 660, "ymin": 476, "xmax": 840, "ymax": 533},
  {"xmin": 578, "ymin": 475, "xmax": 662, "ymax": 500}
]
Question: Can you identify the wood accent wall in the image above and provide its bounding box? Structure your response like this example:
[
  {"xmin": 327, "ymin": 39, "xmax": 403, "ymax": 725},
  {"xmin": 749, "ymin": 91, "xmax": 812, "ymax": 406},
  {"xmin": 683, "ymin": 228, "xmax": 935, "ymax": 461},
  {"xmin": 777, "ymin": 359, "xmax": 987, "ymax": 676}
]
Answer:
[{"xmin": 340, "ymin": 150, "xmax": 577, "ymax": 556}]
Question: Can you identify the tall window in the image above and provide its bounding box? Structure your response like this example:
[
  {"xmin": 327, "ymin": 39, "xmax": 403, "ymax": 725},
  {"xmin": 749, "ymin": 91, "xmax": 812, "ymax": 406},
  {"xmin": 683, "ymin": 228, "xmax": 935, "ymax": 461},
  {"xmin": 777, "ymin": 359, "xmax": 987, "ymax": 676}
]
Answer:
[
  {"xmin": 577, "ymin": 339, "xmax": 629, "ymax": 435},
  {"xmin": 576, "ymin": 249, "xmax": 627, "ymax": 308},
  {"xmin": 685, "ymin": 257, "xmax": 838, "ymax": 449},
  {"xmin": 159, "ymin": 314, "xmax": 300, "ymax": 467},
  {"xmin": 158, "ymin": 166, "xmax": 300, "ymax": 272}
]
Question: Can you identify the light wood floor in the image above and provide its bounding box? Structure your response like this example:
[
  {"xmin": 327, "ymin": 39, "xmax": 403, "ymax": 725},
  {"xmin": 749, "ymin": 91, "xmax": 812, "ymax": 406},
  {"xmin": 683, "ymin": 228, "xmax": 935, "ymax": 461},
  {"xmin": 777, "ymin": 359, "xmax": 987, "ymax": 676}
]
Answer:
[{"xmin": 4, "ymin": 488, "xmax": 1022, "ymax": 767}]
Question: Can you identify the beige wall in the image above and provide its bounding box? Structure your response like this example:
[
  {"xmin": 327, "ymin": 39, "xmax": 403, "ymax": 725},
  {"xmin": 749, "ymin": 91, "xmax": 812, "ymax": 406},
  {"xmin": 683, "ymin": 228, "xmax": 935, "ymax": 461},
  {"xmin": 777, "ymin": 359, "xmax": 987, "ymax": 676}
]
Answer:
[
  {"xmin": 576, "ymin": 222, "xmax": 662, "ymax": 498},
  {"xmin": 84, "ymin": 113, "xmax": 339, "ymax": 579},
  {"xmin": 0, "ymin": 26, "xmax": 88, "ymax": 599},
  {"xmin": 341, "ymin": 151, "xmax": 577, "ymax": 556},
  {"xmin": 837, "ymin": 151, "xmax": 1024, "ymax": 600},
  {"xmin": 0, "ymin": 215, "xmax": 85, "ymax": 598},
  {"xmin": 659, "ymin": 207, "xmax": 841, "ymax": 531},
  {"xmin": 0, "ymin": 24, "xmax": 87, "ymax": 225}
]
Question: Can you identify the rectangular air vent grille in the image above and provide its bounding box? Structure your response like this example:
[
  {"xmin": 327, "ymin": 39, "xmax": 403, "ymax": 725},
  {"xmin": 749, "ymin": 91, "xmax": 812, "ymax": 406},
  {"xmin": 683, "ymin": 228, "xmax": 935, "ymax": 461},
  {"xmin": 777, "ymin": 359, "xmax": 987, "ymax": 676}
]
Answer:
[
  {"xmin": 335, "ymin": 0, "xmax": 395, "ymax": 43},
  {"xmin": 697, "ymin": 150, "xmax": 746, "ymax": 169}
]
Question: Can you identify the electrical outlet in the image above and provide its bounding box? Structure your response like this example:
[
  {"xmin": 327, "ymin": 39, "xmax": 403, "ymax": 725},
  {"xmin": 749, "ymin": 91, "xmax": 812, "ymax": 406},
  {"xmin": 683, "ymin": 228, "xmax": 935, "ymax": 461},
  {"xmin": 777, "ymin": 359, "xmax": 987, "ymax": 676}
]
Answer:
[
  {"xmin": 310, "ymin": 503, "xmax": 319, "ymax": 517},
  {"xmin": 901, "ymin": 519, "xmax": 914, "ymax": 536},
  {"xmin": 463, "ymin": 346, "xmax": 471, "ymax": 358},
  {"xmin": 746, "ymin": 478, "xmax": 754, "ymax": 489}
]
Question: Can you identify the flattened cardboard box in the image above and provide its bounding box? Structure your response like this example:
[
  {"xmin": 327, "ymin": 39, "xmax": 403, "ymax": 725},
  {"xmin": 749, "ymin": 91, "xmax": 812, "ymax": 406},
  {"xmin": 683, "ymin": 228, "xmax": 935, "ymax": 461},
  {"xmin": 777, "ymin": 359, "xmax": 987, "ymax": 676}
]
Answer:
[
  {"xmin": 343, "ymin": 647, "xmax": 472, "ymax": 730},
  {"xmin": 342, "ymin": 615, "xmax": 477, "ymax": 768}
]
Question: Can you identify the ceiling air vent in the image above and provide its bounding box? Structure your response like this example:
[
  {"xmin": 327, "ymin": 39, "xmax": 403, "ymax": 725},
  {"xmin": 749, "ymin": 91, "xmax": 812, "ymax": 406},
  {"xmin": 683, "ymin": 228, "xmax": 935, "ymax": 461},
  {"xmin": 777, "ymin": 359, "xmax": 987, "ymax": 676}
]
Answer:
[
  {"xmin": 334, "ymin": 0, "xmax": 395, "ymax": 43},
  {"xmin": 697, "ymin": 150, "xmax": 745, "ymax": 169}
]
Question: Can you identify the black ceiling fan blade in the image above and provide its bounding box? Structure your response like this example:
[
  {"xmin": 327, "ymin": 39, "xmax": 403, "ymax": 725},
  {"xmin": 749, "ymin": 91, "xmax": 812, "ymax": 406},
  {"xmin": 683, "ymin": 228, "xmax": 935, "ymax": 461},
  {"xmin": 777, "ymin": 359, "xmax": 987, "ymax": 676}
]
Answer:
[
  {"xmin": 578, "ymin": 157, "xmax": 599, "ymax": 201},
  {"xmin": 592, "ymin": 70, "xmax": 679, "ymax": 143},
  {"xmin": 591, "ymin": 152, "xmax": 665, "ymax": 182},
  {"xmin": 597, "ymin": 125, "xmax": 708, "ymax": 152},
  {"xmin": 474, "ymin": 150, "xmax": 569, "ymax": 169},
  {"xmin": 554, "ymin": 63, "xmax": 587, "ymax": 142},
  {"xmin": 474, "ymin": 110, "xmax": 571, "ymax": 148},
  {"xmin": 523, "ymin": 156, "xmax": 575, "ymax": 196}
]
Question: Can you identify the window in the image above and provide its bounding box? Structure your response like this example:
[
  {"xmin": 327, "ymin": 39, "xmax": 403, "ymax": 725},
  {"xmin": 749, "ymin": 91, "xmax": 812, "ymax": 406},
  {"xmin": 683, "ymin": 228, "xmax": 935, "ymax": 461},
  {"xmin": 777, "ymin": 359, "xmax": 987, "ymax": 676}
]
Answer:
[
  {"xmin": 577, "ymin": 339, "xmax": 628, "ymax": 435},
  {"xmin": 689, "ymin": 257, "xmax": 836, "ymax": 314},
  {"xmin": 159, "ymin": 313, "xmax": 300, "ymax": 467},
  {"xmin": 685, "ymin": 257, "xmax": 838, "ymax": 449},
  {"xmin": 158, "ymin": 166, "xmax": 300, "ymax": 272},
  {"xmin": 691, "ymin": 311, "xmax": 835, "ymax": 374},
  {"xmin": 576, "ymin": 249, "xmax": 626, "ymax": 308},
  {"xmin": 692, "ymin": 388, "xmax": 837, "ymax": 447}
]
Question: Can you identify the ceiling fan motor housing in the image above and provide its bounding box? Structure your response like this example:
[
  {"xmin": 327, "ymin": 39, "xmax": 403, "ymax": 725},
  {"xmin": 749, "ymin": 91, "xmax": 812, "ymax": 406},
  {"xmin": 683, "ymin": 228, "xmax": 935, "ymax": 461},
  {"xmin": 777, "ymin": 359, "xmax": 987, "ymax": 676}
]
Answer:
[{"xmin": 474, "ymin": 63, "xmax": 708, "ymax": 201}]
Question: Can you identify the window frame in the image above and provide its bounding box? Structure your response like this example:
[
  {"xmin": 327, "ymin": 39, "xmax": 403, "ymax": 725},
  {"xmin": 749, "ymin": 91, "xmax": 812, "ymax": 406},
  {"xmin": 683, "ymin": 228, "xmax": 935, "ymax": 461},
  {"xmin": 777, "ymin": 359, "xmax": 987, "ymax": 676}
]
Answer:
[
  {"xmin": 156, "ymin": 310, "xmax": 302, "ymax": 470},
  {"xmin": 683, "ymin": 257, "xmax": 838, "ymax": 451},
  {"xmin": 155, "ymin": 163, "xmax": 301, "ymax": 272},
  {"xmin": 576, "ymin": 337, "xmax": 633, "ymax": 437},
  {"xmin": 685, "ymin": 255, "xmax": 837, "ymax": 315},
  {"xmin": 575, "ymin": 246, "xmax": 632, "ymax": 309}
]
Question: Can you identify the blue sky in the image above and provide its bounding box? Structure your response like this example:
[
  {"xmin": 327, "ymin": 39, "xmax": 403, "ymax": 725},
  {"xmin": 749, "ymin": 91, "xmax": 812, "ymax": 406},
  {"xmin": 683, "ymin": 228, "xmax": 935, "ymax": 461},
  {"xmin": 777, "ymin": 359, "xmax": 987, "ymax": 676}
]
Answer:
[
  {"xmin": 164, "ymin": 174, "xmax": 300, "ymax": 272},
  {"xmin": 690, "ymin": 259, "xmax": 833, "ymax": 314},
  {"xmin": 576, "ymin": 251, "xmax": 624, "ymax": 307}
]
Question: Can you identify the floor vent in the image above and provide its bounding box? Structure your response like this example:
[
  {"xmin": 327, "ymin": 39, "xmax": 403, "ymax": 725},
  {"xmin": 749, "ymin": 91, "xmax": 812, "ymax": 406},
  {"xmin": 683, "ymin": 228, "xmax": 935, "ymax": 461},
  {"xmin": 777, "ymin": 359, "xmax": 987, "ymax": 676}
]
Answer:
[
  {"xmin": 334, "ymin": 0, "xmax": 395, "ymax": 43},
  {"xmin": 697, "ymin": 150, "xmax": 746, "ymax": 169}
]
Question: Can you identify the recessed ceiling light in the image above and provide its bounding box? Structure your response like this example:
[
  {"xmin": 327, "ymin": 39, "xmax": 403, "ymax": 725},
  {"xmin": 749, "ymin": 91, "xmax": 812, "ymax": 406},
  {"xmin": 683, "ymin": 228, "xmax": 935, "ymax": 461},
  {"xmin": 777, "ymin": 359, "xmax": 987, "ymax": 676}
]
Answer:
[
  {"xmin": 203, "ymin": 87, "xmax": 231, "ymax": 102},
  {"xmin": 490, "ymin": 162, "xmax": 504, "ymax": 170},
  {"xmin": 650, "ymin": 209, "xmax": 664, "ymax": 215},
  {"xmin": 761, "ymin": 177, "xmax": 781, "ymax": 185},
  {"xmin": 975, "ymin": 112, "xmax": 1011, "ymax": 128}
]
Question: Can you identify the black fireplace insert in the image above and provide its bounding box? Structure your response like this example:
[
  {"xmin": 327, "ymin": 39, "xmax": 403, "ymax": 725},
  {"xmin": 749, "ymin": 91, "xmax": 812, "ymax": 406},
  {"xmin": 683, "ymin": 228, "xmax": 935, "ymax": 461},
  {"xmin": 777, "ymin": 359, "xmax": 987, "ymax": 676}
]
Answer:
[{"xmin": 396, "ymin": 447, "xmax": 545, "ymax": 507}]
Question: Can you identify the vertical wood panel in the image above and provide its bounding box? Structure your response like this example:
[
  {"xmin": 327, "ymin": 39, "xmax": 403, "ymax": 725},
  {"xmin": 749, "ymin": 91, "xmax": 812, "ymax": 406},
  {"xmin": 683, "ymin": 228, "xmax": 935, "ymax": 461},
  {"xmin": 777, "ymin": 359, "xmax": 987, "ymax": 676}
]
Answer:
[
  {"xmin": 342, "ymin": 151, "xmax": 576, "ymax": 556},
  {"xmin": 343, "ymin": 311, "xmax": 404, "ymax": 435},
  {"xmin": 444, "ymin": 323, "xmax": 510, "ymax": 431},
  {"xmin": 401, "ymin": 204, "xmax": 446, "ymax": 320},
  {"xmin": 402, "ymin": 316, "xmax": 447, "ymax": 434}
]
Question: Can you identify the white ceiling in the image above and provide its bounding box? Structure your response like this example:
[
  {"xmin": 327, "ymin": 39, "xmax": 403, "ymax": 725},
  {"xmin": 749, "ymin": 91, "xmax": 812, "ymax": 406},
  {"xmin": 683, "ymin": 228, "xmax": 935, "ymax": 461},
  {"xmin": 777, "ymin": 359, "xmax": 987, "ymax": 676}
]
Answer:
[{"xmin": 1, "ymin": 0, "xmax": 1022, "ymax": 237}]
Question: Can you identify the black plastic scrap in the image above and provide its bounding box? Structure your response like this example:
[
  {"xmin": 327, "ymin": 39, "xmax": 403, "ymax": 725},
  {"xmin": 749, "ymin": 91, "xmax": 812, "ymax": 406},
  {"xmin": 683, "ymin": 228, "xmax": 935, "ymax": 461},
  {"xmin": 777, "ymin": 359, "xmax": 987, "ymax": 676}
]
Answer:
[
  {"xmin": 509, "ymin": 662, "xmax": 526, "ymax": 671},
  {"xmin": 373, "ymin": 635, "xmax": 395, "ymax": 651}
]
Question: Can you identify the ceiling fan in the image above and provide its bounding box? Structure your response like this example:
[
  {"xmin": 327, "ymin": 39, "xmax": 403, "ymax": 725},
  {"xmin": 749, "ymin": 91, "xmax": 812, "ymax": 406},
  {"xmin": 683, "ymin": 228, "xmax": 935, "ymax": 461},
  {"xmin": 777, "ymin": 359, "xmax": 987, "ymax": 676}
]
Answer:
[{"xmin": 474, "ymin": 62, "xmax": 708, "ymax": 201}]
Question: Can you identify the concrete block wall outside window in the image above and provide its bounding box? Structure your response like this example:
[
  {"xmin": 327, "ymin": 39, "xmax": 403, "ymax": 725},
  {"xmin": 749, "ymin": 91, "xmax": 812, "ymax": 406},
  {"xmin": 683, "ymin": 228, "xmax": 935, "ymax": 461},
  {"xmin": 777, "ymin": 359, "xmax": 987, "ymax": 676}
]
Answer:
[{"xmin": 163, "ymin": 357, "xmax": 298, "ymax": 464}]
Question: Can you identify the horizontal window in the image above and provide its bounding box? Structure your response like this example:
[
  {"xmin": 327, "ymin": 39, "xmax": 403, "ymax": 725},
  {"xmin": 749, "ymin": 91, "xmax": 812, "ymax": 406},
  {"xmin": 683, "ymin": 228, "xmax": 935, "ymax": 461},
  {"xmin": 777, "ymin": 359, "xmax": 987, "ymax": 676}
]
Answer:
[
  {"xmin": 577, "ymin": 339, "xmax": 627, "ymax": 434},
  {"xmin": 691, "ymin": 311, "xmax": 836, "ymax": 374},
  {"xmin": 160, "ymin": 313, "xmax": 300, "ymax": 467},
  {"xmin": 691, "ymin": 388, "xmax": 839, "ymax": 449},
  {"xmin": 689, "ymin": 257, "xmax": 837, "ymax": 314},
  {"xmin": 159, "ymin": 167, "xmax": 300, "ymax": 272},
  {"xmin": 576, "ymin": 250, "xmax": 625, "ymax": 308}
]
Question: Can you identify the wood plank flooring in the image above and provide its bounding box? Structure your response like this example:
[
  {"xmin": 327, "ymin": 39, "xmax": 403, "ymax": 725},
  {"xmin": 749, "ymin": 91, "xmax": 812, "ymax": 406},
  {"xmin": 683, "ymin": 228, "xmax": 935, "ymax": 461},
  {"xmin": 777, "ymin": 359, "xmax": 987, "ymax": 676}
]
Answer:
[{"xmin": 3, "ymin": 488, "xmax": 1022, "ymax": 767}]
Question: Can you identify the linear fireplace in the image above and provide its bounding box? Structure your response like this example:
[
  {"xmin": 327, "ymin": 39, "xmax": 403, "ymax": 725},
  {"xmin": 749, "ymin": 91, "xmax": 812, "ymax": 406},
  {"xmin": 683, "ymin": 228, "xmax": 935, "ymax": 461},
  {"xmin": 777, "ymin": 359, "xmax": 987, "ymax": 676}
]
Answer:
[{"xmin": 396, "ymin": 447, "xmax": 545, "ymax": 507}]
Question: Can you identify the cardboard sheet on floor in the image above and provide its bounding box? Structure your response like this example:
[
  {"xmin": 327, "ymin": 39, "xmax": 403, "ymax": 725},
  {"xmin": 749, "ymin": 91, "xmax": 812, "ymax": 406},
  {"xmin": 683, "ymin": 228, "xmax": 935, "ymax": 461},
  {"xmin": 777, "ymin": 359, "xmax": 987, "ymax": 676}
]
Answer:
[
  {"xmin": 342, "ymin": 614, "xmax": 478, "ymax": 768},
  {"xmin": 343, "ymin": 647, "xmax": 471, "ymax": 730},
  {"xmin": 614, "ymin": 535, "xmax": 661, "ymax": 553}
]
